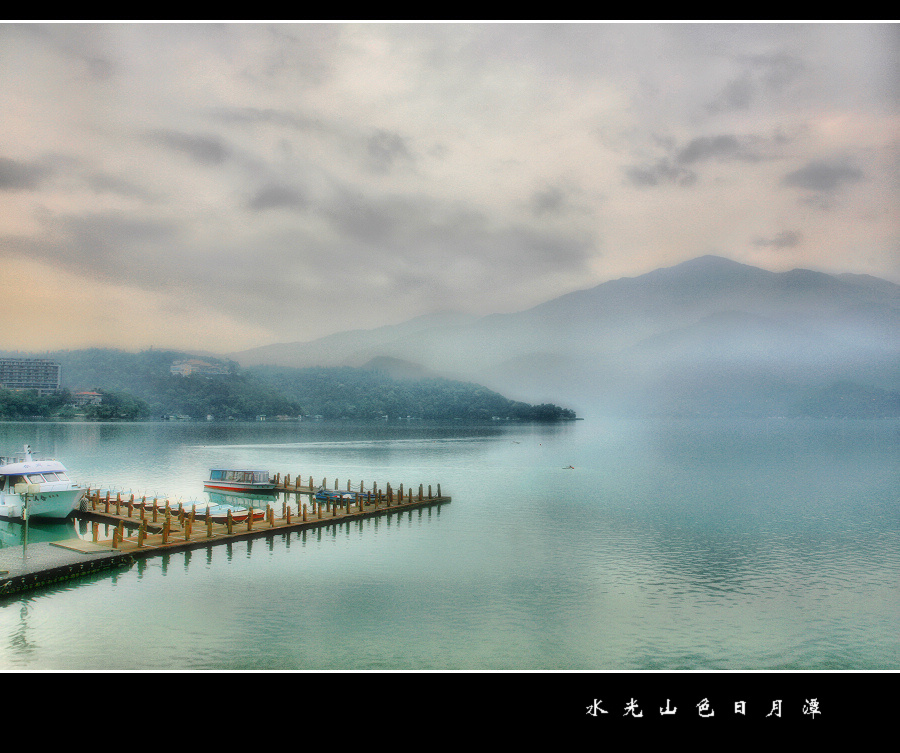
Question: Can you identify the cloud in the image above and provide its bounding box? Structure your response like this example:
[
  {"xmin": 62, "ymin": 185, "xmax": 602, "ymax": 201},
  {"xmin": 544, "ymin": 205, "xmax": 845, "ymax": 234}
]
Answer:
[
  {"xmin": 0, "ymin": 22, "xmax": 897, "ymax": 352},
  {"xmin": 752, "ymin": 230, "xmax": 803, "ymax": 249},
  {"xmin": 247, "ymin": 182, "xmax": 307, "ymax": 212},
  {"xmin": 625, "ymin": 133, "xmax": 773, "ymax": 187},
  {"xmin": 144, "ymin": 130, "xmax": 231, "ymax": 166},
  {"xmin": 624, "ymin": 160, "xmax": 698, "ymax": 188},
  {"xmin": 677, "ymin": 135, "xmax": 754, "ymax": 164},
  {"xmin": 706, "ymin": 73, "xmax": 755, "ymax": 113},
  {"xmin": 705, "ymin": 53, "xmax": 806, "ymax": 114},
  {"xmin": 782, "ymin": 160, "xmax": 865, "ymax": 193},
  {"xmin": 209, "ymin": 105, "xmax": 336, "ymax": 137},
  {"xmin": 366, "ymin": 129, "xmax": 415, "ymax": 174},
  {"xmin": 1, "ymin": 211, "xmax": 183, "ymax": 289},
  {"xmin": 0, "ymin": 157, "xmax": 51, "ymax": 190},
  {"xmin": 528, "ymin": 182, "xmax": 588, "ymax": 217}
]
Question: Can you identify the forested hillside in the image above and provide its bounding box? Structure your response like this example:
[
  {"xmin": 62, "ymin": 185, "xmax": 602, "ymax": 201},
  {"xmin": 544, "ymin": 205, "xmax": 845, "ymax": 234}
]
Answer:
[
  {"xmin": 0, "ymin": 349, "xmax": 576, "ymax": 421},
  {"xmin": 247, "ymin": 364, "xmax": 577, "ymax": 420}
]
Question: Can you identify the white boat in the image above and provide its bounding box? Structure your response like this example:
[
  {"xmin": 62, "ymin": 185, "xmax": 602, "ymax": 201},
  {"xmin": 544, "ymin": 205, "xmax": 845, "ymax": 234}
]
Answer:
[
  {"xmin": 0, "ymin": 445, "xmax": 85, "ymax": 520},
  {"xmin": 204, "ymin": 468, "xmax": 278, "ymax": 494}
]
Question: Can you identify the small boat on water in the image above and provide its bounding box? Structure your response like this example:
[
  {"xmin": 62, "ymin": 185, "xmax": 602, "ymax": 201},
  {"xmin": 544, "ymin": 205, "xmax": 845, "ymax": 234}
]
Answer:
[
  {"xmin": 197, "ymin": 504, "xmax": 266, "ymax": 524},
  {"xmin": 315, "ymin": 487, "xmax": 359, "ymax": 503},
  {"xmin": 195, "ymin": 491, "xmax": 272, "ymax": 524},
  {"xmin": 204, "ymin": 469, "xmax": 278, "ymax": 494},
  {"xmin": 0, "ymin": 445, "xmax": 85, "ymax": 520}
]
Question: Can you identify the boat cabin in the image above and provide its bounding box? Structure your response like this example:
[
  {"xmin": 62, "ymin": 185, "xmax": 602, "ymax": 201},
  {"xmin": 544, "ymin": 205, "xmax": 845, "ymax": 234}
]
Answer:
[
  {"xmin": 208, "ymin": 470, "xmax": 270, "ymax": 484},
  {"xmin": 0, "ymin": 470, "xmax": 72, "ymax": 491}
]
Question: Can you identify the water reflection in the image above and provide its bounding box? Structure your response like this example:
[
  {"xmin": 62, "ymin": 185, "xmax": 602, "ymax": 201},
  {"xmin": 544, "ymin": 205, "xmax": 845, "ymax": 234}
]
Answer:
[
  {"xmin": 0, "ymin": 418, "xmax": 895, "ymax": 670},
  {"xmin": 0, "ymin": 517, "xmax": 77, "ymax": 549}
]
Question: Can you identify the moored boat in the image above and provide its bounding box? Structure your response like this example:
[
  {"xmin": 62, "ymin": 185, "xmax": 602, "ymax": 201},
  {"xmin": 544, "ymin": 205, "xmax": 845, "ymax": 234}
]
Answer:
[
  {"xmin": 204, "ymin": 468, "xmax": 278, "ymax": 494},
  {"xmin": 315, "ymin": 486, "xmax": 360, "ymax": 503},
  {"xmin": 198, "ymin": 504, "xmax": 266, "ymax": 524},
  {"xmin": 0, "ymin": 445, "xmax": 85, "ymax": 520}
]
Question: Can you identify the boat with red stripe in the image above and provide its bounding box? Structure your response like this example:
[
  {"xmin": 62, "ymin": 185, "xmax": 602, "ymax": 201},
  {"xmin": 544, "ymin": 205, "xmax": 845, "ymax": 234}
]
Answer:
[{"xmin": 204, "ymin": 469, "xmax": 278, "ymax": 494}]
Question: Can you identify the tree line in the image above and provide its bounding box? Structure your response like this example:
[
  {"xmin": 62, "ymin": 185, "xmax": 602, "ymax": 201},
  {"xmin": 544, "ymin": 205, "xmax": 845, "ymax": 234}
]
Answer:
[{"xmin": 0, "ymin": 349, "xmax": 577, "ymax": 421}]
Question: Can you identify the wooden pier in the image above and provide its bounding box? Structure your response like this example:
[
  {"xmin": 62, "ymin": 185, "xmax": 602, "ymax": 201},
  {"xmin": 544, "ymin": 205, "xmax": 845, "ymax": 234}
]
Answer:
[{"xmin": 0, "ymin": 473, "xmax": 449, "ymax": 597}]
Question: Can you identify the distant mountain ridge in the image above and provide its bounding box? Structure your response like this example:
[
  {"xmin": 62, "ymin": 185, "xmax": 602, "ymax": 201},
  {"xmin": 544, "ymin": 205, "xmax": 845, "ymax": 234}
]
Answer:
[{"xmin": 229, "ymin": 255, "xmax": 900, "ymax": 417}]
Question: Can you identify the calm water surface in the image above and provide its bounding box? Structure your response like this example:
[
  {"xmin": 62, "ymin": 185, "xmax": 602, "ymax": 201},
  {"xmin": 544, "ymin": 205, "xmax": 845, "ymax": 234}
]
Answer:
[{"xmin": 0, "ymin": 418, "xmax": 896, "ymax": 670}]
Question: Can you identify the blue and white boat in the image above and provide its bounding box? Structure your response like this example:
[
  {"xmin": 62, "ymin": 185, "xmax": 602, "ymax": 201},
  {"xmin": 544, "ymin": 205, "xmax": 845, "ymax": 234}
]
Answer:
[
  {"xmin": 315, "ymin": 487, "xmax": 359, "ymax": 503},
  {"xmin": 0, "ymin": 445, "xmax": 85, "ymax": 519}
]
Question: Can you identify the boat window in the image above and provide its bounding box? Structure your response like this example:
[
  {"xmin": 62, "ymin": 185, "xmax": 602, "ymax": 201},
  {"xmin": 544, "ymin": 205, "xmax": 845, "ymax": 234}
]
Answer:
[
  {"xmin": 210, "ymin": 470, "xmax": 224, "ymax": 481},
  {"xmin": 41, "ymin": 472, "xmax": 59, "ymax": 482},
  {"xmin": 27, "ymin": 474, "xmax": 46, "ymax": 483},
  {"xmin": 56, "ymin": 472, "xmax": 69, "ymax": 482},
  {"xmin": 6, "ymin": 474, "xmax": 25, "ymax": 488},
  {"xmin": 0, "ymin": 476, "xmax": 5, "ymax": 491}
]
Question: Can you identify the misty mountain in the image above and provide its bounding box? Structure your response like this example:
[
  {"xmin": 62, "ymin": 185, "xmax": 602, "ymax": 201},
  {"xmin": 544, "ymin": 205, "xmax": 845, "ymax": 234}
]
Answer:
[{"xmin": 229, "ymin": 255, "xmax": 900, "ymax": 417}]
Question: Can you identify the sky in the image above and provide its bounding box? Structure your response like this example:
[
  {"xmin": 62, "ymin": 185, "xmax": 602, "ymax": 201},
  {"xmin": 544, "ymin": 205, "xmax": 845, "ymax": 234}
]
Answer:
[{"xmin": 1, "ymin": 22, "xmax": 898, "ymax": 354}]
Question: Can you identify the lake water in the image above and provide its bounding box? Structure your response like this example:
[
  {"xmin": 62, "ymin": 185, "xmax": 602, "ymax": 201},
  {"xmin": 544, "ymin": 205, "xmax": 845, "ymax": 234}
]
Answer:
[{"xmin": 0, "ymin": 418, "xmax": 897, "ymax": 672}]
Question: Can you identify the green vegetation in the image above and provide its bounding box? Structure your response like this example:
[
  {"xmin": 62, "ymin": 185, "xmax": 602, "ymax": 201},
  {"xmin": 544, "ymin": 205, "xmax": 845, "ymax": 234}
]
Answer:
[
  {"xmin": 0, "ymin": 348, "xmax": 577, "ymax": 421},
  {"xmin": 0, "ymin": 388, "xmax": 73, "ymax": 419},
  {"xmin": 247, "ymin": 365, "xmax": 577, "ymax": 421}
]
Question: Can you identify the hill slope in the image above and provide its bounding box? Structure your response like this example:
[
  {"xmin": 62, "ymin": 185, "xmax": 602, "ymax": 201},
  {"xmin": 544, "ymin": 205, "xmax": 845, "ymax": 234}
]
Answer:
[{"xmin": 230, "ymin": 256, "xmax": 900, "ymax": 417}]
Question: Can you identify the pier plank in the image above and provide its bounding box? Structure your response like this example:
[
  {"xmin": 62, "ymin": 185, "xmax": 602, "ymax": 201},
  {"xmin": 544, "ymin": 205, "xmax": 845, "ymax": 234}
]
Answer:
[{"xmin": 0, "ymin": 484, "xmax": 450, "ymax": 596}]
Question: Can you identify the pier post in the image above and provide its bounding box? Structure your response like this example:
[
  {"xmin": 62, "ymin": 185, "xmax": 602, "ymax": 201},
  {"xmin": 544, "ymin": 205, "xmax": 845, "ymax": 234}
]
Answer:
[
  {"xmin": 226, "ymin": 509, "xmax": 234, "ymax": 535},
  {"xmin": 138, "ymin": 520, "xmax": 146, "ymax": 548},
  {"xmin": 115, "ymin": 493, "xmax": 121, "ymax": 515},
  {"xmin": 302, "ymin": 503, "xmax": 307, "ymax": 522},
  {"xmin": 104, "ymin": 492, "xmax": 110, "ymax": 513},
  {"xmin": 419, "ymin": 484, "xmax": 423, "ymax": 501},
  {"xmin": 286, "ymin": 505, "xmax": 291, "ymax": 524},
  {"xmin": 162, "ymin": 514, "xmax": 170, "ymax": 544},
  {"xmin": 437, "ymin": 484, "xmax": 441, "ymax": 498},
  {"xmin": 206, "ymin": 507, "xmax": 213, "ymax": 538},
  {"xmin": 428, "ymin": 485, "xmax": 432, "ymax": 499},
  {"xmin": 152, "ymin": 499, "xmax": 158, "ymax": 523},
  {"xmin": 112, "ymin": 525, "xmax": 119, "ymax": 549},
  {"xmin": 92, "ymin": 522, "xmax": 98, "ymax": 543}
]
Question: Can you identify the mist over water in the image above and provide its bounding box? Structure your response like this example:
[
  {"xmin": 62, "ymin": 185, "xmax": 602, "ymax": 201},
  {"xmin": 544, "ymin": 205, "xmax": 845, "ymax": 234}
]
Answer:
[{"xmin": 0, "ymin": 418, "xmax": 896, "ymax": 670}]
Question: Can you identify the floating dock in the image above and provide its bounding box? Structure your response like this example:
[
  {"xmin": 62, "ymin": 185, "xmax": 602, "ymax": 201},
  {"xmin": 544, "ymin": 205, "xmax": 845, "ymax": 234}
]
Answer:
[{"xmin": 0, "ymin": 473, "xmax": 449, "ymax": 597}]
